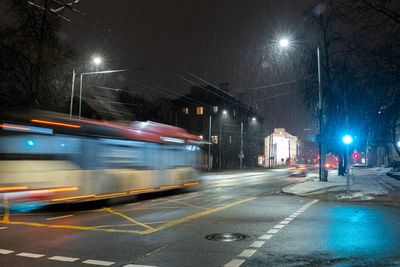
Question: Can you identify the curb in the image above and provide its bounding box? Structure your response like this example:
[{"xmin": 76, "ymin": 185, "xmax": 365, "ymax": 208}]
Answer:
[
  {"xmin": 280, "ymin": 177, "xmax": 315, "ymax": 195},
  {"xmin": 281, "ymin": 177, "xmax": 349, "ymax": 196}
]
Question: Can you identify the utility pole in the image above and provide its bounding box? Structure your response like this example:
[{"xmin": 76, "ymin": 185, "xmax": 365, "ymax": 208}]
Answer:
[
  {"xmin": 219, "ymin": 116, "xmax": 222, "ymax": 170},
  {"xmin": 317, "ymin": 46, "xmax": 327, "ymax": 181},
  {"xmin": 240, "ymin": 121, "xmax": 243, "ymax": 169},
  {"xmin": 208, "ymin": 115, "xmax": 212, "ymax": 172}
]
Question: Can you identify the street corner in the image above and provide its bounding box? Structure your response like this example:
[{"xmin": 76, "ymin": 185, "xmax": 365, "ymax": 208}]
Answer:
[{"xmin": 280, "ymin": 176, "xmax": 321, "ymax": 196}]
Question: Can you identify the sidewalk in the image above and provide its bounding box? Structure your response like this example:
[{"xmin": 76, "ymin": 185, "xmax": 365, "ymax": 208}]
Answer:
[{"xmin": 282, "ymin": 167, "xmax": 400, "ymax": 202}]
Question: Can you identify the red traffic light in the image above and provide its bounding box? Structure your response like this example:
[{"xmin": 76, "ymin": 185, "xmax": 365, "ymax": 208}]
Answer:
[
  {"xmin": 334, "ymin": 157, "xmax": 339, "ymax": 162},
  {"xmin": 353, "ymin": 153, "xmax": 359, "ymax": 159}
]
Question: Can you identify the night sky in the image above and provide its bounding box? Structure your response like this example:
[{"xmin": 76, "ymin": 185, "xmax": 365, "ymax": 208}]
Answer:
[{"xmin": 2, "ymin": 0, "xmax": 319, "ymax": 136}]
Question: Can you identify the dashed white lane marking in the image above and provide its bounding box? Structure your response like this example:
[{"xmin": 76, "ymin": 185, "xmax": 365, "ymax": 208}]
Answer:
[
  {"xmin": 238, "ymin": 249, "xmax": 257, "ymax": 257},
  {"xmin": 279, "ymin": 220, "xmax": 290, "ymax": 224},
  {"xmin": 250, "ymin": 241, "xmax": 265, "ymax": 248},
  {"xmin": 273, "ymin": 224, "xmax": 285, "ymax": 229},
  {"xmin": 223, "ymin": 259, "xmax": 245, "ymax": 267},
  {"xmin": 48, "ymin": 256, "xmax": 80, "ymax": 262},
  {"xmin": 259, "ymin": 234, "xmax": 272, "ymax": 240},
  {"xmin": 17, "ymin": 252, "xmax": 45, "ymax": 258},
  {"xmin": 0, "ymin": 249, "xmax": 14, "ymax": 254},
  {"xmin": 45, "ymin": 214, "xmax": 73, "ymax": 221},
  {"xmin": 123, "ymin": 265, "xmax": 158, "ymax": 267},
  {"xmin": 0, "ymin": 227, "xmax": 7, "ymax": 230},
  {"xmin": 267, "ymin": 229, "xmax": 279, "ymax": 234},
  {"xmin": 284, "ymin": 217, "xmax": 294, "ymax": 221},
  {"xmin": 83, "ymin": 259, "xmax": 115, "ymax": 266}
]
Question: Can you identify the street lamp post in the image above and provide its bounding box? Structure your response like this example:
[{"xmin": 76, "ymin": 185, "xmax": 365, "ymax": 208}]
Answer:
[
  {"xmin": 70, "ymin": 56, "xmax": 102, "ymax": 118},
  {"xmin": 279, "ymin": 39, "xmax": 326, "ymax": 181},
  {"xmin": 69, "ymin": 69, "xmax": 76, "ymax": 118}
]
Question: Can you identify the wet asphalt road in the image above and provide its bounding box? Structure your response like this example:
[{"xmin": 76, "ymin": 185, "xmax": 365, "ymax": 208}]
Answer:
[{"xmin": 1, "ymin": 169, "xmax": 400, "ymax": 267}]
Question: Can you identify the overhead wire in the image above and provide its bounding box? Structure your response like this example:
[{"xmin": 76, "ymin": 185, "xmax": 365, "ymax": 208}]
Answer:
[{"xmin": 27, "ymin": 1, "xmax": 299, "ymax": 131}]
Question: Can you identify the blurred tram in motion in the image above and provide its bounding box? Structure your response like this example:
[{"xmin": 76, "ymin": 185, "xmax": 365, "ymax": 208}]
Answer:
[{"xmin": 0, "ymin": 111, "xmax": 202, "ymax": 203}]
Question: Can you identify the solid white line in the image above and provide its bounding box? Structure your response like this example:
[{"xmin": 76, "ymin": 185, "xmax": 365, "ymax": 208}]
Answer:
[
  {"xmin": 259, "ymin": 234, "xmax": 272, "ymax": 240},
  {"xmin": 0, "ymin": 249, "xmax": 14, "ymax": 254},
  {"xmin": 238, "ymin": 249, "xmax": 256, "ymax": 257},
  {"xmin": 83, "ymin": 259, "xmax": 115, "ymax": 266},
  {"xmin": 45, "ymin": 214, "xmax": 73, "ymax": 221},
  {"xmin": 250, "ymin": 241, "xmax": 265, "ymax": 248},
  {"xmin": 223, "ymin": 259, "xmax": 246, "ymax": 267},
  {"xmin": 273, "ymin": 224, "xmax": 285, "ymax": 229},
  {"xmin": 267, "ymin": 229, "xmax": 279, "ymax": 234},
  {"xmin": 49, "ymin": 256, "xmax": 79, "ymax": 262},
  {"xmin": 17, "ymin": 252, "xmax": 45, "ymax": 258},
  {"xmin": 0, "ymin": 227, "xmax": 8, "ymax": 229}
]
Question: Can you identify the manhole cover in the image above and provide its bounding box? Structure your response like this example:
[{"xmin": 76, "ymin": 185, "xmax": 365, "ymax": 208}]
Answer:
[{"xmin": 205, "ymin": 233, "xmax": 249, "ymax": 242}]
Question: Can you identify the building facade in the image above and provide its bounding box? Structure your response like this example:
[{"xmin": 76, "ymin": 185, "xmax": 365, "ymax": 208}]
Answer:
[
  {"xmin": 264, "ymin": 128, "xmax": 302, "ymax": 167},
  {"xmin": 172, "ymin": 84, "xmax": 264, "ymax": 170}
]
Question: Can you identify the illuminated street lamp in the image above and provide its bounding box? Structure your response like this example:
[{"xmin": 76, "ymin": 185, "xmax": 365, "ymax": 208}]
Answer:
[
  {"xmin": 397, "ymin": 141, "xmax": 400, "ymax": 148},
  {"xmin": 279, "ymin": 38, "xmax": 290, "ymax": 48},
  {"xmin": 92, "ymin": 56, "xmax": 102, "ymax": 65},
  {"xmin": 279, "ymin": 38, "xmax": 325, "ymax": 181},
  {"xmin": 342, "ymin": 134, "xmax": 353, "ymax": 194},
  {"xmin": 70, "ymin": 56, "xmax": 104, "ymax": 118}
]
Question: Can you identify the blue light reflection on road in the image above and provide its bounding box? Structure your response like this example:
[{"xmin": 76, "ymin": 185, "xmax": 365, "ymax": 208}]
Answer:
[{"xmin": 327, "ymin": 206, "xmax": 395, "ymax": 256}]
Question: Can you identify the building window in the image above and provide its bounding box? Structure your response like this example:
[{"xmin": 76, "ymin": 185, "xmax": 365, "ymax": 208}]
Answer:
[
  {"xmin": 211, "ymin": 135, "xmax": 218, "ymax": 144},
  {"xmin": 229, "ymin": 136, "xmax": 232, "ymax": 143},
  {"xmin": 213, "ymin": 106, "xmax": 218, "ymax": 113},
  {"xmin": 183, "ymin": 107, "xmax": 189, "ymax": 114},
  {"xmin": 196, "ymin": 106, "xmax": 204, "ymax": 115},
  {"xmin": 233, "ymin": 109, "xmax": 236, "ymax": 118}
]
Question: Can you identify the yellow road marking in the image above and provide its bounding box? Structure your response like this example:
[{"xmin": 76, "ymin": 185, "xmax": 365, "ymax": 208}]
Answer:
[
  {"xmin": 0, "ymin": 220, "xmax": 144, "ymax": 234},
  {"xmin": 93, "ymin": 221, "xmax": 171, "ymax": 229},
  {"xmin": 140, "ymin": 197, "xmax": 256, "ymax": 234},
  {"xmin": 3, "ymin": 198, "xmax": 9, "ymax": 222},
  {"xmin": 125, "ymin": 206, "xmax": 189, "ymax": 211},
  {"xmin": 161, "ymin": 198, "xmax": 210, "ymax": 210},
  {"xmin": 0, "ymin": 197, "xmax": 255, "ymax": 235},
  {"xmin": 103, "ymin": 208, "xmax": 154, "ymax": 230}
]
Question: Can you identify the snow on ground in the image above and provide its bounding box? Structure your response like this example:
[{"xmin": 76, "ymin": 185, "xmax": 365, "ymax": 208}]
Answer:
[{"xmin": 282, "ymin": 167, "xmax": 400, "ymax": 201}]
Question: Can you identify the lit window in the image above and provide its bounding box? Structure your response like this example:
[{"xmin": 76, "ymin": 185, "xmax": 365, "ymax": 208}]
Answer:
[
  {"xmin": 197, "ymin": 106, "xmax": 204, "ymax": 115},
  {"xmin": 213, "ymin": 106, "xmax": 218, "ymax": 113},
  {"xmin": 233, "ymin": 109, "xmax": 236, "ymax": 117},
  {"xmin": 229, "ymin": 136, "xmax": 232, "ymax": 143},
  {"xmin": 183, "ymin": 107, "xmax": 189, "ymax": 114},
  {"xmin": 211, "ymin": 135, "xmax": 218, "ymax": 144}
]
